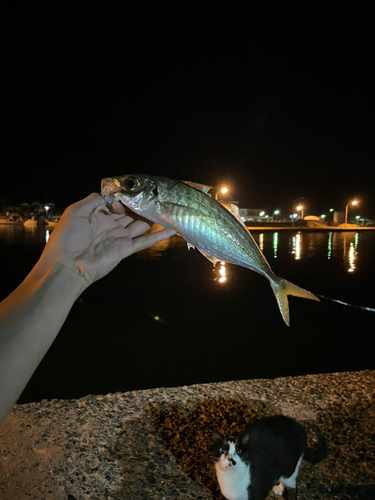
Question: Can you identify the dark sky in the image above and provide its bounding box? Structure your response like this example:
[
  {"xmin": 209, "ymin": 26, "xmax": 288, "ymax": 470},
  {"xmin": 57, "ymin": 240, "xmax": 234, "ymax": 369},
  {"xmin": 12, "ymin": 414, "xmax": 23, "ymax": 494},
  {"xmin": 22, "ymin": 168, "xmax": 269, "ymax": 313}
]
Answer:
[{"xmin": 1, "ymin": 2, "xmax": 373, "ymax": 217}]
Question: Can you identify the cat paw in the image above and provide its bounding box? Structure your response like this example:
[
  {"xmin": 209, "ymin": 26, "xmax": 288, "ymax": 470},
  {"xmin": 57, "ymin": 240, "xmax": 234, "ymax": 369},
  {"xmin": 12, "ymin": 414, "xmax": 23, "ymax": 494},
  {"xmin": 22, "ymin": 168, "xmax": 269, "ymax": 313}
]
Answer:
[{"xmin": 272, "ymin": 483, "xmax": 285, "ymax": 496}]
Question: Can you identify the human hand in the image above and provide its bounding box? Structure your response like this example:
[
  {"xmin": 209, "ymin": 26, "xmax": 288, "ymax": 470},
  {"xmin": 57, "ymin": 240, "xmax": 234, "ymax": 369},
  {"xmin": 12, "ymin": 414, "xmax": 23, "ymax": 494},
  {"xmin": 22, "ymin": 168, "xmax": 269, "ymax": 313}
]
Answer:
[{"xmin": 40, "ymin": 193, "xmax": 176, "ymax": 285}]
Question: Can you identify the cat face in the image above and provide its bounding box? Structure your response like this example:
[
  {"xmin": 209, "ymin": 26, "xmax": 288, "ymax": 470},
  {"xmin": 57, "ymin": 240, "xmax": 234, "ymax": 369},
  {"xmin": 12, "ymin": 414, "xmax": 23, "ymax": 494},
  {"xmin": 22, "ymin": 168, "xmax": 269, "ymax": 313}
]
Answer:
[{"xmin": 212, "ymin": 431, "xmax": 244, "ymax": 472}]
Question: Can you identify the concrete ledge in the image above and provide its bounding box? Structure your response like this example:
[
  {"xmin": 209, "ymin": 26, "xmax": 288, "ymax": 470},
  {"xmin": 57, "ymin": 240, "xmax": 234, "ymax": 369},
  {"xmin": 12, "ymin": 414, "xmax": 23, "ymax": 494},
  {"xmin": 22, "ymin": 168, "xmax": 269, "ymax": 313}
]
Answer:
[{"xmin": 1, "ymin": 370, "xmax": 375, "ymax": 500}]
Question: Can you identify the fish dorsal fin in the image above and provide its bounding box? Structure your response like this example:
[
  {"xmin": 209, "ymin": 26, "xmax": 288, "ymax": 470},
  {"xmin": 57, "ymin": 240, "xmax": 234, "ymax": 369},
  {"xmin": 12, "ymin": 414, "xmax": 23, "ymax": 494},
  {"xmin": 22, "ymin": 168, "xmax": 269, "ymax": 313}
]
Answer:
[
  {"xmin": 198, "ymin": 249, "xmax": 220, "ymax": 265},
  {"xmin": 182, "ymin": 180, "xmax": 213, "ymax": 195},
  {"xmin": 220, "ymin": 202, "xmax": 250, "ymax": 232},
  {"xmin": 221, "ymin": 202, "xmax": 239, "ymax": 216}
]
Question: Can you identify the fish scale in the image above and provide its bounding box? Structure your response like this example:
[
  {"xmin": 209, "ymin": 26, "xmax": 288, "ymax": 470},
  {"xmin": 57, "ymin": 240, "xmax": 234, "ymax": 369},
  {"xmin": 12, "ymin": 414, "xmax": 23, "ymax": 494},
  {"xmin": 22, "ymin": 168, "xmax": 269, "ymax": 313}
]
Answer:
[
  {"xmin": 164, "ymin": 184, "xmax": 252, "ymax": 264},
  {"xmin": 101, "ymin": 174, "xmax": 320, "ymax": 326}
]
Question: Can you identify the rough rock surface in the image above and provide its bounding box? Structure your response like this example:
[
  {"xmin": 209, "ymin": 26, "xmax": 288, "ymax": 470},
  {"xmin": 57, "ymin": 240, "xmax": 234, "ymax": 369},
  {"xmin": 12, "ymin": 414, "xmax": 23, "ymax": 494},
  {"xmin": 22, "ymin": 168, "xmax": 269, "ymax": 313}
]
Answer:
[{"xmin": 1, "ymin": 370, "xmax": 374, "ymax": 499}]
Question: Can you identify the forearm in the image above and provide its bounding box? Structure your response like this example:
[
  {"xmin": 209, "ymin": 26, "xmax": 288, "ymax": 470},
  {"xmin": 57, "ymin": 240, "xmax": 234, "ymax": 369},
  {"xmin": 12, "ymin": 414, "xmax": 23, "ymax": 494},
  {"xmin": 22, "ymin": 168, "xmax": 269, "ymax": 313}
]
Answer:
[
  {"xmin": 0, "ymin": 260, "xmax": 86, "ymax": 425},
  {"xmin": 0, "ymin": 193, "xmax": 176, "ymax": 426}
]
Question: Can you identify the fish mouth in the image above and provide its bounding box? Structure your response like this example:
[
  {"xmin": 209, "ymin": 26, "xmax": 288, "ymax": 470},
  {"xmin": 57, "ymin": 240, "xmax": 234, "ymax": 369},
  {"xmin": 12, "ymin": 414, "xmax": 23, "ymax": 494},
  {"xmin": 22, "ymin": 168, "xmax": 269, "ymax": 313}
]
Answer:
[
  {"xmin": 101, "ymin": 177, "xmax": 118, "ymax": 196},
  {"xmin": 101, "ymin": 177, "xmax": 122, "ymax": 208}
]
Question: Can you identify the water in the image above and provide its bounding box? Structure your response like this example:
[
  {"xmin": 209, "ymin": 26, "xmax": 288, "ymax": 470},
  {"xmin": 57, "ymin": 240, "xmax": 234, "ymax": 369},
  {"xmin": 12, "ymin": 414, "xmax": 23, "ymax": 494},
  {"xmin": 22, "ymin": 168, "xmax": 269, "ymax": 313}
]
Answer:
[{"xmin": 1, "ymin": 224, "xmax": 374, "ymax": 403}]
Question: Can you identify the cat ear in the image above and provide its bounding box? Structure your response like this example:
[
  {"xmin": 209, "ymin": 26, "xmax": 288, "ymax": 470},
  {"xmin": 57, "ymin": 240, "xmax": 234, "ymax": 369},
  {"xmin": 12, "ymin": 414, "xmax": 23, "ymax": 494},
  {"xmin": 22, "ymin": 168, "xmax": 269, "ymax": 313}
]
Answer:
[
  {"xmin": 241, "ymin": 433, "xmax": 250, "ymax": 445},
  {"xmin": 212, "ymin": 430, "xmax": 225, "ymax": 443},
  {"xmin": 236, "ymin": 430, "xmax": 250, "ymax": 448}
]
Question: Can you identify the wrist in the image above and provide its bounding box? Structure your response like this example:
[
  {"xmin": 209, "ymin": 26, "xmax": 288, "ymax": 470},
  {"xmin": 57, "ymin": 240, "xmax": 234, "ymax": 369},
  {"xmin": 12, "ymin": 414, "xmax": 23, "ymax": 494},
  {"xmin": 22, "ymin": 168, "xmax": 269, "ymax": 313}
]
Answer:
[{"xmin": 27, "ymin": 257, "xmax": 88, "ymax": 300}]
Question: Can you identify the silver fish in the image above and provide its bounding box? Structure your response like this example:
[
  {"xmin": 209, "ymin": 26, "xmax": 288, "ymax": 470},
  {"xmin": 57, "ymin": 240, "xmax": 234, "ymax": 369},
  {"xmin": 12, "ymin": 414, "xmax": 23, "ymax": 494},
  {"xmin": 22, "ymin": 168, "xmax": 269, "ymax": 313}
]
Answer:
[{"xmin": 101, "ymin": 174, "xmax": 319, "ymax": 325}]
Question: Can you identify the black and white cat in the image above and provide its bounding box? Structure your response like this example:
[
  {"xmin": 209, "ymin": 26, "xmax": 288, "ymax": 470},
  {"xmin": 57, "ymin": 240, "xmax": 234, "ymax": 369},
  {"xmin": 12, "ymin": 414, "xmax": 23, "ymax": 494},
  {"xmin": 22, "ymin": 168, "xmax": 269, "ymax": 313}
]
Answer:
[{"xmin": 213, "ymin": 415, "xmax": 326, "ymax": 500}]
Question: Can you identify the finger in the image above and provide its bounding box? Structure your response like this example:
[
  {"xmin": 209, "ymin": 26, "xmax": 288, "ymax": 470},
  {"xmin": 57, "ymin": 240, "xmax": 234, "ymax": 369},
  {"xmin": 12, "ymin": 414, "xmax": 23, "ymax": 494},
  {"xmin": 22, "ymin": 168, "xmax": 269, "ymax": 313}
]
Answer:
[
  {"xmin": 126, "ymin": 220, "xmax": 153, "ymax": 238},
  {"xmin": 115, "ymin": 211, "xmax": 154, "ymax": 229},
  {"xmin": 110, "ymin": 204, "xmax": 154, "ymax": 225},
  {"xmin": 111, "ymin": 201, "xmax": 127, "ymax": 215},
  {"xmin": 67, "ymin": 193, "xmax": 105, "ymax": 216},
  {"xmin": 130, "ymin": 228, "xmax": 177, "ymax": 253},
  {"xmin": 112, "ymin": 213, "xmax": 151, "ymax": 230},
  {"xmin": 113, "ymin": 214, "xmax": 136, "ymax": 227},
  {"xmin": 126, "ymin": 210, "xmax": 153, "ymax": 225}
]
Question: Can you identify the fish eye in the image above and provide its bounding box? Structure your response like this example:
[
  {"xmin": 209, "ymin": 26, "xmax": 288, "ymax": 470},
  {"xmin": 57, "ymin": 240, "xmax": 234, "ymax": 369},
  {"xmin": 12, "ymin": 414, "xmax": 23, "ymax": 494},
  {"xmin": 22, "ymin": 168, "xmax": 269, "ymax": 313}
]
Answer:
[{"xmin": 125, "ymin": 177, "xmax": 139, "ymax": 190}]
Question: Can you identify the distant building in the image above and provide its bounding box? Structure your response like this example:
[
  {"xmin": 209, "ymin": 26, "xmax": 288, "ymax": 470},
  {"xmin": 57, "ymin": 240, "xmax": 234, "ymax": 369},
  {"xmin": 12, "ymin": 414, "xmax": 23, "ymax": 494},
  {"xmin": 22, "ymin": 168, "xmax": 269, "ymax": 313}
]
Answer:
[
  {"xmin": 333, "ymin": 211, "xmax": 345, "ymax": 224},
  {"xmin": 239, "ymin": 208, "xmax": 268, "ymax": 222},
  {"xmin": 0, "ymin": 201, "xmax": 58, "ymax": 220}
]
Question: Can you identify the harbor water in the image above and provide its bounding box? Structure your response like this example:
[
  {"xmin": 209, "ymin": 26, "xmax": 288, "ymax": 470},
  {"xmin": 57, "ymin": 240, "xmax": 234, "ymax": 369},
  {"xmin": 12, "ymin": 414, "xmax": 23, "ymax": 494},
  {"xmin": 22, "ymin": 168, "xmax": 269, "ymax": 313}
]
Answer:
[{"xmin": 0, "ymin": 224, "xmax": 374, "ymax": 403}]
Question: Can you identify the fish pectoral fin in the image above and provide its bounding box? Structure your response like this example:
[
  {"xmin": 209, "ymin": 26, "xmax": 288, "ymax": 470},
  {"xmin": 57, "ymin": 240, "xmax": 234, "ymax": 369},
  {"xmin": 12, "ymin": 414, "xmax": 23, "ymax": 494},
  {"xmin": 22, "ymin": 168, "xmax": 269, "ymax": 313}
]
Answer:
[{"xmin": 198, "ymin": 249, "xmax": 220, "ymax": 265}]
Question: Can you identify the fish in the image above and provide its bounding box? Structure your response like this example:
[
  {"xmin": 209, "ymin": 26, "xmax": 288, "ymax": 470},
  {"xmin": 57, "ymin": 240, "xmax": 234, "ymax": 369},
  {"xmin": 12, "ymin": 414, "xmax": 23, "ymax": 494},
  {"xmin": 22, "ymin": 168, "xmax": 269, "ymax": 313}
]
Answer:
[{"xmin": 101, "ymin": 174, "xmax": 319, "ymax": 325}]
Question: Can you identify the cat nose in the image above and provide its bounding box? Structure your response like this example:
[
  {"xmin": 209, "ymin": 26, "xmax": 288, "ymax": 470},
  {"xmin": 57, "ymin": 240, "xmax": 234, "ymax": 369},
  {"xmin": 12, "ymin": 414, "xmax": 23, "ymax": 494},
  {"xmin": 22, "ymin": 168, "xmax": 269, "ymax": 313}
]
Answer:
[{"xmin": 230, "ymin": 458, "xmax": 236, "ymax": 466}]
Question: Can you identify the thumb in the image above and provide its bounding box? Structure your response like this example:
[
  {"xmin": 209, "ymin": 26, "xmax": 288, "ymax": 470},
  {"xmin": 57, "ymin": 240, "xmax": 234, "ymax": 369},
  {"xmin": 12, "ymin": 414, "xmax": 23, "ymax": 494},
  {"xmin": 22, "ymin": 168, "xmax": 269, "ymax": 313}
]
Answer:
[{"xmin": 129, "ymin": 228, "xmax": 177, "ymax": 254}]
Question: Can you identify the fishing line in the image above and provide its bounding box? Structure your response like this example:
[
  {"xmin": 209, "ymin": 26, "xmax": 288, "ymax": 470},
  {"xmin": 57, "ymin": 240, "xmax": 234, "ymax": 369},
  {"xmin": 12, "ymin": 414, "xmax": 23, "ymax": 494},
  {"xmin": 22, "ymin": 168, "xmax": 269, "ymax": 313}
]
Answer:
[{"xmin": 316, "ymin": 294, "xmax": 375, "ymax": 313}]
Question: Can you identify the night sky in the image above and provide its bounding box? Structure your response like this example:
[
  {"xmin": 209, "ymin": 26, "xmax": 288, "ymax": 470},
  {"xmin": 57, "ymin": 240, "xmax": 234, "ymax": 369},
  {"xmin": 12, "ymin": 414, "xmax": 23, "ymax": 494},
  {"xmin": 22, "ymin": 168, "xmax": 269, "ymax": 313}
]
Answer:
[{"xmin": 2, "ymin": 2, "xmax": 373, "ymax": 217}]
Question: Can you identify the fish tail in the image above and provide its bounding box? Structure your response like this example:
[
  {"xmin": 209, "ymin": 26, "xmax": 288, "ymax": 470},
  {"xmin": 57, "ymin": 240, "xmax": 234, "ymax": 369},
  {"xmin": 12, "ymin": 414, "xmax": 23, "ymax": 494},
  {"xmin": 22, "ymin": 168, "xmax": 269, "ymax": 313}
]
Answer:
[{"xmin": 270, "ymin": 277, "xmax": 320, "ymax": 326}]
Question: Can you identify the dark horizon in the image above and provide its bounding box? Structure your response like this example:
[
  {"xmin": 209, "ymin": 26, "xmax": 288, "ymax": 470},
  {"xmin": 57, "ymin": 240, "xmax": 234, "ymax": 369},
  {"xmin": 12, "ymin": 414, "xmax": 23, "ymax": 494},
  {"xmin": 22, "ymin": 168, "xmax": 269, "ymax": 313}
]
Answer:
[{"xmin": 1, "ymin": 3, "xmax": 374, "ymax": 217}]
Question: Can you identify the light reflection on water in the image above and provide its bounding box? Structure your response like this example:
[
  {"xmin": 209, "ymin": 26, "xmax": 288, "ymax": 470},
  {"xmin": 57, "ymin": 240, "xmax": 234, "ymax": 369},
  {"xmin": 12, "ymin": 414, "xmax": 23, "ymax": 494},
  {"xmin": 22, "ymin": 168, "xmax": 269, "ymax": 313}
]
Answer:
[
  {"xmin": 136, "ymin": 229, "xmax": 365, "ymax": 274},
  {"xmin": 0, "ymin": 223, "xmax": 49, "ymax": 244},
  {"xmin": 291, "ymin": 232, "xmax": 302, "ymax": 260},
  {"xmin": 327, "ymin": 232, "xmax": 332, "ymax": 259},
  {"xmin": 259, "ymin": 233, "xmax": 264, "ymax": 251},
  {"xmin": 253, "ymin": 230, "xmax": 362, "ymax": 274},
  {"xmin": 135, "ymin": 223, "xmax": 174, "ymax": 257},
  {"xmin": 213, "ymin": 261, "xmax": 228, "ymax": 284},
  {"xmin": 0, "ymin": 224, "xmax": 370, "ymax": 277},
  {"xmin": 273, "ymin": 232, "xmax": 278, "ymax": 259}
]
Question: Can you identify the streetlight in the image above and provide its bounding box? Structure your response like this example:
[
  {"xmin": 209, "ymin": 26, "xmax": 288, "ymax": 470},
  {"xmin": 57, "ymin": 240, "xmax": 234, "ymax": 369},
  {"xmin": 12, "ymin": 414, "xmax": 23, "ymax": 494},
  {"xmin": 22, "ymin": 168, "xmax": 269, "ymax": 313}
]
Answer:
[
  {"xmin": 215, "ymin": 185, "xmax": 229, "ymax": 200},
  {"xmin": 345, "ymin": 200, "xmax": 358, "ymax": 224},
  {"xmin": 296, "ymin": 205, "xmax": 304, "ymax": 220}
]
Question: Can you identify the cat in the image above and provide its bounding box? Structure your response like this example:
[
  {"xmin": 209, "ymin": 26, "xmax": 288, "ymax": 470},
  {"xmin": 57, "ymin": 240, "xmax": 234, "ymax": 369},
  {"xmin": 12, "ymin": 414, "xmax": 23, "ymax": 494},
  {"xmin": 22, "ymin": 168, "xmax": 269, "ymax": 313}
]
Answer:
[{"xmin": 212, "ymin": 415, "xmax": 326, "ymax": 500}]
